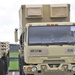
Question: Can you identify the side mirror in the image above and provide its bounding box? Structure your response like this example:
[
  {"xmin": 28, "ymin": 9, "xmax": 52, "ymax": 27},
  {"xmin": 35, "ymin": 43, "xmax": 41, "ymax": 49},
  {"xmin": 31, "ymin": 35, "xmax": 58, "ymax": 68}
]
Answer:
[{"xmin": 14, "ymin": 29, "xmax": 18, "ymax": 42}]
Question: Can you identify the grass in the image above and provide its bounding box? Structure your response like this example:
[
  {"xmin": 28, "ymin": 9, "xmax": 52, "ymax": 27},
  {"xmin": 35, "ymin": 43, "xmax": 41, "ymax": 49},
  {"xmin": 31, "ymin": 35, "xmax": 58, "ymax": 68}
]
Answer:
[
  {"xmin": 10, "ymin": 52, "xmax": 19, "ymax": 57},
  {"xmin": 9, "ymin": 61, "xmax": 19, "ymax": 70},
  {"xmin": 9, "ymin": 52, "xmax": 19, "ymax": 70}
]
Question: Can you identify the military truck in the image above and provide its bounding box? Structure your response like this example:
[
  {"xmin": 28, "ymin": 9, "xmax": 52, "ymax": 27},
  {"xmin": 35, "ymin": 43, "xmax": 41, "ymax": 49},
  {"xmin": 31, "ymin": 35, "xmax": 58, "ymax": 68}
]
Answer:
[
  {"xmin": 15, "ymin": 4, "xmax": 75, "ymax": 75},
  {"xmin": 0, "ymin": 42, "xmax": 10, "ymax": 75}
]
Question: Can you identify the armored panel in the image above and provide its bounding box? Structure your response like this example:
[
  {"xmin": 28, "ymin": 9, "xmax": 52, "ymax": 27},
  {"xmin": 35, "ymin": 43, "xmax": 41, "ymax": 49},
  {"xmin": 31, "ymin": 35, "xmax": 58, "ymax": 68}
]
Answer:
[
  {"xmin": 50, "ymin": 4, "xmax": 68, "ymax": 18},
  {"xmin": 26, "ymin": 5, "xmax": 43, "ymax": 18},
  {"xmin": 19, "ymin": 4, "xmax": 70, "ymax": 34}
]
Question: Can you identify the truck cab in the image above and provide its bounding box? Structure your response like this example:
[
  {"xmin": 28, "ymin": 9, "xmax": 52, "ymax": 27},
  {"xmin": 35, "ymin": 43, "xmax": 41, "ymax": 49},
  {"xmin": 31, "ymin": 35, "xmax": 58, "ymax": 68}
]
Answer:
[{"xmin": 23, "ymin": 22, "xmax": 75, "ymax": 75}]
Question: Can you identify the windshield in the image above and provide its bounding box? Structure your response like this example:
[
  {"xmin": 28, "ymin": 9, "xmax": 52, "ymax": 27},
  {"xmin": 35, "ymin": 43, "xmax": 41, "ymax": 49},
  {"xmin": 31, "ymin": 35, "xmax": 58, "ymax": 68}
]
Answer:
[{"xmin": 28, "ymin": 26, "xmax": 75, "ymax": 45}]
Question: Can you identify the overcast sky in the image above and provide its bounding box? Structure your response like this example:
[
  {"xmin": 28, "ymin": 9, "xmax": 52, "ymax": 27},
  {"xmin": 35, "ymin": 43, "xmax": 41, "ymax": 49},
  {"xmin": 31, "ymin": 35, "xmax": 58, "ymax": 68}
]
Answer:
[{"xmin": 0, "ymin": 0, "xmax": 75, "ymax": 44}]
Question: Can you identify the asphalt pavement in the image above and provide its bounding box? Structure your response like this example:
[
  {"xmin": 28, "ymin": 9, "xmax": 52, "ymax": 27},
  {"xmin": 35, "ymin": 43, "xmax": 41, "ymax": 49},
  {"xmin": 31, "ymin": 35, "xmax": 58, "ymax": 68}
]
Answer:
[{"xmin": 8, "ymin": 71, "xmax": 19, "ymax": 75}]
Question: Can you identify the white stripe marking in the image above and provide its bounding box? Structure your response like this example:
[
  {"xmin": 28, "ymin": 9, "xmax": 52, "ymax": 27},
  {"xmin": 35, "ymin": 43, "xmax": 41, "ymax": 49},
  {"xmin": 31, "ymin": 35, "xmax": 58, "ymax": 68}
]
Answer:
[{"xmin": 12, "ymin": 72, "xmax": 15, "ymax": 75}]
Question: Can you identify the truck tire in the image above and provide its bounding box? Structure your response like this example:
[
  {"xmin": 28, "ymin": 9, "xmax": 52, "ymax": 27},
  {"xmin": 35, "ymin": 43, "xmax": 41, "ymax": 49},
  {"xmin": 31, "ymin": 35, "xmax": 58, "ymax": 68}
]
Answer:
[
  {"xmin": 19, "ymin": 55, "xmax": 25, "ymax": 75},
  {"xmin": 4, "ymin": 56, "xmax": 9, "ymax": 74},
  {"xmin": 7, "ymin": 51, "xmax": 10, "ymax": 66},
  {"xmin": 19, "ymin": 55, "xmax": 22, "ymax": 75},
  {"xmin": 0, "ymin": 59, "xmax": 6, "ymax": 75},
  {"xmin": 2, "ymin": 55, "xmax": 9, "ymax": 74}
]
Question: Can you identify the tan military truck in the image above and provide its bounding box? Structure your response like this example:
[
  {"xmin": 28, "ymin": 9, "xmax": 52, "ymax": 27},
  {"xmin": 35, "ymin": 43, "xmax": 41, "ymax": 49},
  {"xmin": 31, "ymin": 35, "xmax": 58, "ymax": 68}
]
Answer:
[
  {"xmin": 15, "ymin": 4, "xmax": 75, "ymax": 75},
  {"xmin": 0, "ymin": 42, "xmax": 10, "ymax": 75}
]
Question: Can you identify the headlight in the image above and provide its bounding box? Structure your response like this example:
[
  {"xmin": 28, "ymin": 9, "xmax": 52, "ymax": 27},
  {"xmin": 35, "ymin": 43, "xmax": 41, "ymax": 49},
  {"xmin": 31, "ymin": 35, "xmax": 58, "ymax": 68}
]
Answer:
[
  {"xmin": 72, "ymin": 66, "xmax": 75, "ymax": 71},
  {"xmin": 32, "ymin": 67, "xmax": 37, "ymax": 72}
]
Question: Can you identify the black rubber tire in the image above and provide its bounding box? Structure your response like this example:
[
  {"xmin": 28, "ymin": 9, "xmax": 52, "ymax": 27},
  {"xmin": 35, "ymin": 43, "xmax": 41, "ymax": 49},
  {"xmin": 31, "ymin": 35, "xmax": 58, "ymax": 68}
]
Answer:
[
  {"xmin": 19, "ymin": 55, "xmax": 25, "ymax": 75},
  {"xmin": 73, "ymin": 73, "xmax": 75, "ymax": 75},
  {"xmin": 19, "ymin": 55, "xmax": 22, "ymax": 75},
  {"xmin": 7, "ymin": 51, "xmax": 10, "ymax": 67},
  {"xmin": 0, "ymin": 59, "xmax": 6, "ymax": 75},
  {"xmin": 2, "ymin": 55, "xmax": 9, "ymax": 74}
]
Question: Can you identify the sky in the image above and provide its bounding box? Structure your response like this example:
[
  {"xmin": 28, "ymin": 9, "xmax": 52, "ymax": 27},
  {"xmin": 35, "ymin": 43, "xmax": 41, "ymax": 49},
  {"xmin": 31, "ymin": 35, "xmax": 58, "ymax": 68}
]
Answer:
[{"xmin": 0, "ymin": 0, "xmax": 75, "ymax": 44}]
